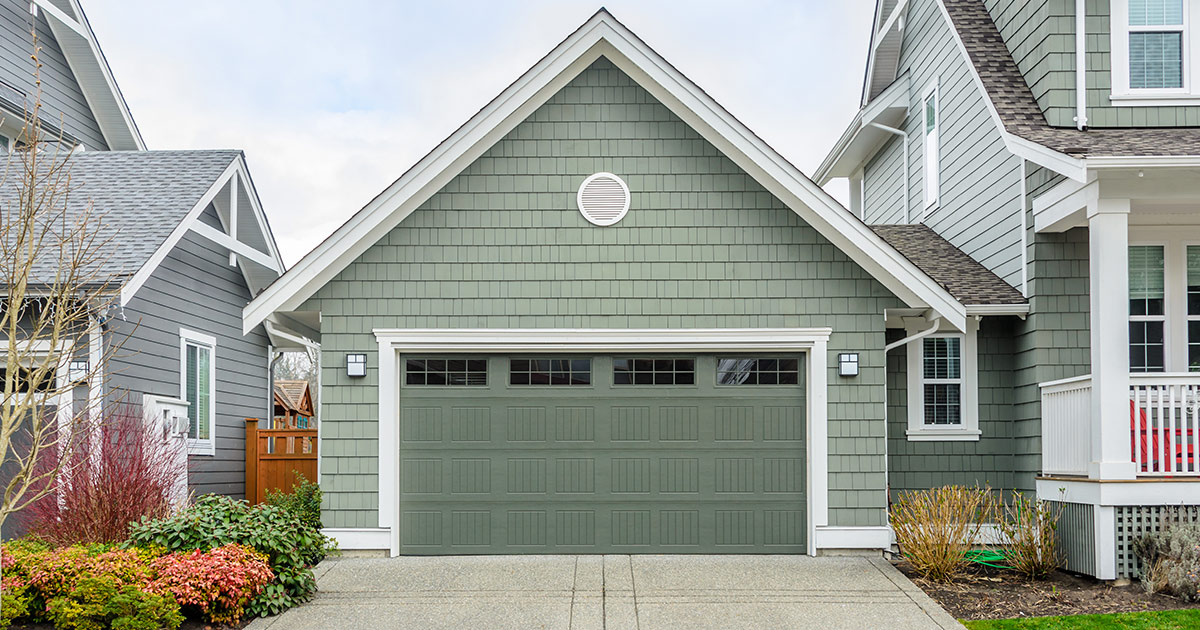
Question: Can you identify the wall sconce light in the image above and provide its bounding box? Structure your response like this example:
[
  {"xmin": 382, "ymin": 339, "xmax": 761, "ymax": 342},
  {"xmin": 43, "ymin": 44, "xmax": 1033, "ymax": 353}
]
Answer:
[
  {"xmin": 69, "ymin": 360, "xmax": 89, "ymax": 382},
  {"xmin": 346, "ymin": 353, "xmax": 367, "ymax": 378},
  {"xmin": 838, "ymin": 353, "xmax": 859, "ymax": 377}
]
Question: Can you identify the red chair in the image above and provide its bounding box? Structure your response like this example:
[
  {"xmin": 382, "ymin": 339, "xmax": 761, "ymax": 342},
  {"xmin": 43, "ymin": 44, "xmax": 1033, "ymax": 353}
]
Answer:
[{"xmin": 1130, "ymin": 400, "xmax": 1197, "ymax": 473}]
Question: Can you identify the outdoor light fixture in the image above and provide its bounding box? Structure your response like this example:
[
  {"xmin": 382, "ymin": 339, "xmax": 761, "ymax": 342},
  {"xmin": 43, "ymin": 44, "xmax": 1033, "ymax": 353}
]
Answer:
[
  {"xmin": 346, "ymin": 353, "xmax": 367, "ymax": 378},
  {"xmin": 69, "ymin": 360, "xmax": 89, "ymax": 382},
  {"xmin": 838, "ymin": 353, "xmax": 859, "ymax": 377}
]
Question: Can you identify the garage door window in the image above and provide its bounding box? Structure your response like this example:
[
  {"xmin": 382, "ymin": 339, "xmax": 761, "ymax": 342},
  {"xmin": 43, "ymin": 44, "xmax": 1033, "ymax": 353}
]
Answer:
[
  {"xmin": 613, "ymin": 358, "xmax": 695, "ymax": 385},
  {"xmin": 509, "ymin": 358, "xmax": 592, "ymax": 385},
  {"xmin": 405, "ymin": 358, "xmax": 487, "ymax": 386},
  {"xmin": 716, "ymin": 357, "xmax": 800, "ymax": 385}
]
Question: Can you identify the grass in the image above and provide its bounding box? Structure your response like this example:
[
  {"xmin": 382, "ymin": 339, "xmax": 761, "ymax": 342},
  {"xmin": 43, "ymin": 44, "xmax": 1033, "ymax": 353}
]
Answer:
[{"xmin": 963, "ymin": 609, "xmax": 1200, "ymax": 629}]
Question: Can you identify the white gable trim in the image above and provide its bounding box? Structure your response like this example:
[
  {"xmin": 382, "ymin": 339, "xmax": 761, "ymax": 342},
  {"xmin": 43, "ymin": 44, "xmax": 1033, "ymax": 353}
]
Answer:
[
  {"xmin": 32, "ymin": 0, "xmax": 144, "ymax": 150},
  {"xmin": 244, "ymin": 10, "xmax": 968, "ymax": 333},
  {"xmin": 120, "ymin": 156, "xmax": 285, "ymax": 306}
]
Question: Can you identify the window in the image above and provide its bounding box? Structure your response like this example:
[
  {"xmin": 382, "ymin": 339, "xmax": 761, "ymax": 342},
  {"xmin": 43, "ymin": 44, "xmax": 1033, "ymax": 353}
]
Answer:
[
  {"xmin": 179, "ymin": 330, "xmax": 216, "ymax": 456},
  {"xmin": 509, "ymin": 358, "xmax": 591, "ymax": 385},
  {"xmin": 906, "ymin": 323, "xmax": 980, "ymax": 441},
  {"xmin": 613, "ymin": 358, "xmax": 695, "ymax": 385},
  {"xmin": 716, "ymin": 357, "xmax": 800, "ymax": 385},
  {"xmin": 1188, "ymin": 246, "xmax": 1200, "ymax": 371},
  {"xmin": 404, "ymin": 358, "xmax": 487, "ymax": 386},
  {"xmin": 1111, "ymin": 0, "xmax": 1200, "ymax": 100},
  {"xmin": 1129, "ymin": 245, "xmax": 1167, "ymax": 372},
  {"xmin": 922, "ymin": 82, "xmax": 939, "ymax": 210}
]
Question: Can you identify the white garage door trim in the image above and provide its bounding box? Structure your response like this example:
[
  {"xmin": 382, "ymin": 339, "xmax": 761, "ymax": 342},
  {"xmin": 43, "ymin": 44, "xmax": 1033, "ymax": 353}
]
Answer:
[{"xmin": 372, "ymin": 328, "xmax": 832, "ymax": 558}]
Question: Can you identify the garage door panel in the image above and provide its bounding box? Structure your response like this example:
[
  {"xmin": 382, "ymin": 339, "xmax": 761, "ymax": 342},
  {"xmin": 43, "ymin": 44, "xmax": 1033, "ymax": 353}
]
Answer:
[{"xmin": 398, "ymin": 353, "xmax": 806, "ymax": 554}]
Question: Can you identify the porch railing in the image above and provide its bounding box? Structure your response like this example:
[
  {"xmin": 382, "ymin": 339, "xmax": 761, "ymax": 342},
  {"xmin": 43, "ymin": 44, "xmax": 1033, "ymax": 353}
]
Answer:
[{"xmin": 1040, "ymin": 374, "xmax": 1200, "ymax": 477}]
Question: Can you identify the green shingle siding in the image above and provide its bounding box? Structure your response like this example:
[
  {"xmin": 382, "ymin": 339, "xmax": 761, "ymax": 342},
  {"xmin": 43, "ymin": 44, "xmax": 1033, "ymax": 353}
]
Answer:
[
  {"xmin": 303, "ymin": 58, "xmax": 903, "ymax": 530},
  {"xmin": 886, "ymin": 319, "xmax": 1019, "ymax": 496}
]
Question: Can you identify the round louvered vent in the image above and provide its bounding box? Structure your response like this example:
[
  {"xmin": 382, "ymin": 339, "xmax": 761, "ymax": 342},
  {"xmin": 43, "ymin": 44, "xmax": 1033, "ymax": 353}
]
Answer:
[{"xmin": 576, "ymin": 172, "xmax": 630, "ymax": 226}]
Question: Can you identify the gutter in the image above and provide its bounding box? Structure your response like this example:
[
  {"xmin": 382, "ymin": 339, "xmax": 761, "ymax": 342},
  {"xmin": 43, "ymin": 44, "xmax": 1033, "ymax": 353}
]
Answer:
[
  {"xmin": 870, "ymin": 122, "xmax": 910, "ymax": 224},
  {"xmin": 1075, "ymin": 0, "xmax": 1088, "ymax": 130}
]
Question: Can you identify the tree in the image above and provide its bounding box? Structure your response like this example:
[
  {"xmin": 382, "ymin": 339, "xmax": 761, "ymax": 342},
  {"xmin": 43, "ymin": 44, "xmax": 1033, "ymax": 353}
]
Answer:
[{"xmin": 0, "ymin": 32, "xmax": 122, "ymax": 533}]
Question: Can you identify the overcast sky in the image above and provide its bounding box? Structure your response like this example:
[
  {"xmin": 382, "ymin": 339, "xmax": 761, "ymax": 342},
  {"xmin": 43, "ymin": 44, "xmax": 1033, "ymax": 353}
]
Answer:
[{"xmin": 84, "ymin": 1, "xmax": 874, "ymax": 265}]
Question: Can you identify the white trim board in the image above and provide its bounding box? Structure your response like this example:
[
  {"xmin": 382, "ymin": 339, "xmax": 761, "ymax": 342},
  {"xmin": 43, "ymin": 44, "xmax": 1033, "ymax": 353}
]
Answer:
[
  {"xmin": 372, "ymin": 327, "xmax": 832, "ymax": 558},
  {"xmin": 1037, "ymin": 478, "xmax": 1200, "ymax": 506},
  {"xmin": 323, "ymin": 528, "xmax": 391, "ymax": 551},
  {"xmin": 243, "ymin": 9, "xmax": 969, "ymax": 334}
]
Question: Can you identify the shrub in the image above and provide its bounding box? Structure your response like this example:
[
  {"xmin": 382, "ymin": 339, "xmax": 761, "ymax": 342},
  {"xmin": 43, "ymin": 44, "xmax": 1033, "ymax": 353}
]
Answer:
[
  {"xmin": 996, "ymin": 493, "xmax": 1063, "ymax": 580},
  {"xmin": 890, "ymin": 485, "xmax": 997, "ymax": 582},
  {"xmin": 1135, "ymin": 521, "xmax": 1200, "ymax": 601},
  {"xmin": 45, "ymin": 576, "xmax": 182, "ymax": 630},
  {"xmin": 265, "ymin": 473, "xmax": 324, "ymax": 531},
  {"xmin": 20, "ymin": 545, "xmax": 153, "ymax": 599},
  {"xmin": 128, "ymin": 494, "xmax": 334, "ymax": 617},
  {"xmin": 147, "ymin": 544, "xmax": 274, "ymax": 624},
  {"xmin": 1, "ymin": 581, "xmax": 33, "ymax": 629},
  {"xmin": 24, "ymin": 406, "xmax": 186, "ymax": 545}
]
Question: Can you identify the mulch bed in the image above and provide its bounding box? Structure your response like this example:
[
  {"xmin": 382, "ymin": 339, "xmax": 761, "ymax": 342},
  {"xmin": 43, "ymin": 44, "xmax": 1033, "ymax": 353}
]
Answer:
[{"xmin": 895, "ymin": 559, "xmax": 1200, "ymax": 621}]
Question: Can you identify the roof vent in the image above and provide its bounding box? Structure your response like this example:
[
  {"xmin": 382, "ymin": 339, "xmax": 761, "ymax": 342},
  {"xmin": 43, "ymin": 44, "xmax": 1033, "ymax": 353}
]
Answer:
[{"xmin": 576, "ymin": 173, "xmax": 630, "ymax": 226}]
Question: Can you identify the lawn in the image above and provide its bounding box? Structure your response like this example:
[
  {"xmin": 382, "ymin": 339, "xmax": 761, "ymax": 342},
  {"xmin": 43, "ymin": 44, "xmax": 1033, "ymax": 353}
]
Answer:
[{"xmin": 963, "ymin": 609, "xmax": 1200, "ymax": 629}]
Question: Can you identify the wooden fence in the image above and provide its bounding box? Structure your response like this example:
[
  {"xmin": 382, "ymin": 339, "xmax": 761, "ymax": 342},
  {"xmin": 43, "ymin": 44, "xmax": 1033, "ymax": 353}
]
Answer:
[{"xmin": 244, "ymin": 418, "xmax": 317, "ymax": 505}]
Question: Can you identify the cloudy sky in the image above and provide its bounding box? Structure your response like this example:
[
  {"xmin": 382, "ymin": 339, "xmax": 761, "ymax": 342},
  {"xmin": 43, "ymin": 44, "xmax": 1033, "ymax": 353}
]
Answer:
[{"xmin": 84, "ymin": 1, "xmax": 874, "ymax": 265}]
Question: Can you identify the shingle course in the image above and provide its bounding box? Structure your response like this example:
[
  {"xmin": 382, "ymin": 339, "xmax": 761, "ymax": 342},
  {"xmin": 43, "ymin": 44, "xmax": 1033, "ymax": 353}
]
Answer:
[{"xmin": 872, "ymin": 224, "xmax": 1026, "ymax": 305}]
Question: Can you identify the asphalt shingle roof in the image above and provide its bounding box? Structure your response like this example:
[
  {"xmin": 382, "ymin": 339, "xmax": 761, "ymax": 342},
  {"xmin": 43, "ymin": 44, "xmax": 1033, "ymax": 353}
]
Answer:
[
  {"xmin": 2, "ymin": 149, "xmax": 240, "ymax": 285},
  {"xmin": 943, "ymin": 0, "xmax": 1200, "ymax": 157},
  {"xmin": 872, "ymin": 224, "xmax": 1027, "ymax": 305}
]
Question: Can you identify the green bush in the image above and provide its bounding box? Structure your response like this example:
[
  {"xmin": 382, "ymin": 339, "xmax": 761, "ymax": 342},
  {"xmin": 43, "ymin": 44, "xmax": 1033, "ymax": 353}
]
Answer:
[
  {"xmin": 1135, "ymin": 521, "xmax": 1200, "ymax": 601},
  {"xmin": 127, "ymin": 494, "xmax": 335, "ymax": 617},
  {"xmin": 0, "ymin": 584, "xmax": 33, "ymax": 629},
  {"xmin": 45, "ymin": 576, "xmax": 183, "ymax": 630},
  {"xmin": 265, "ymin": 473, "xmax": 324, "ymax": 531}
]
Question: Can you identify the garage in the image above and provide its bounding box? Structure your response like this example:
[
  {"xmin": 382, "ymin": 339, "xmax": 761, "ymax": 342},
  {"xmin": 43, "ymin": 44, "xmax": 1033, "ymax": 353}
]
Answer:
[{"xmin": 396, "ymin": 353, "xmax": 807, "ymax": 554}]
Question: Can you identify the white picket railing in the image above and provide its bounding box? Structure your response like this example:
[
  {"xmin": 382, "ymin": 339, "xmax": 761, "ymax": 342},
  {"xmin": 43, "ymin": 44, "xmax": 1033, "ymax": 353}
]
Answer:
[
  {"xmin": 1040, "ymin": 374, "xmax": 1200, "ymax": 477},
  {"xmin": 1130, "ymin": 375, "xmax": 1200, "ymax": 476},
  {"xmin": 1040, "ymin": 375, "xmax": 1093, "ymax": 476}
]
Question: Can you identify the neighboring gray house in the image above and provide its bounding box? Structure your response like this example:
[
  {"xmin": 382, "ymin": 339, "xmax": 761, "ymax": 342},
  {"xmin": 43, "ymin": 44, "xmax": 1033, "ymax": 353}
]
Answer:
[
  {"xmin": 817, "ymin": 0, "xmax": 1200, "ymax": 579},
  {"xmin": 246, "ymin": 10, "xmax": 1030, "ymax": 557},
  {"xmin": 0, "ymin": 0, "xmax": 285, "ymax": 506}
]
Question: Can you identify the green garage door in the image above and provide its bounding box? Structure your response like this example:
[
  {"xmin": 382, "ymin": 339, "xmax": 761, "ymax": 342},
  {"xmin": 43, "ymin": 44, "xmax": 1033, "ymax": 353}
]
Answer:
[{"xmin": 397, "ymin": 354, "xmax": 806, "ymax": 554}]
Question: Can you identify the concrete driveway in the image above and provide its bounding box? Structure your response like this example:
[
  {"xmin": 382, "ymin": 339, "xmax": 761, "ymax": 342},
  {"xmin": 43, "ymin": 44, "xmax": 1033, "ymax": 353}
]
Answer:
[{"xmin": 247, "ymin": 555, "xmax": 963, "ymax": 630}]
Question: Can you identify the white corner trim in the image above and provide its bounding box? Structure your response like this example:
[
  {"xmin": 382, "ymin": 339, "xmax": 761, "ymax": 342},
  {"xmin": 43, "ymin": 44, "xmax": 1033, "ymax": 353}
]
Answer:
[
  {"xmin": 121, "ymin": 156, "xmax": 285, "ymax": 307},
  {"xmin": 323, "ymin": 527, "xmax": 391, "ymax": 550},
  {"xmin": 373, "ymin": 328, "xmax": 831, "ymax": 558},
  {"xmin": 813, "ymin": 526, "xmax": 892, "ymax": 550},
  {"xmin": 243, "ymin": 11, "xmax": 969, "ymax": 334}
]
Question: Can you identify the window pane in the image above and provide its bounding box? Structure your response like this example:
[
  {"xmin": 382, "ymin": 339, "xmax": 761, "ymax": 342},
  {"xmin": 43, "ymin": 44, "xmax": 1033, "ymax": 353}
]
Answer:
[
  {"xmin": 613, "ymin": 357, "xmax": 695, "ymax": 386},
  {"xmin": 923, "ymin": 383, "xmax": 962, "ymax": 426},
  {"xmin": 924, "ymin": 94, "xmax": 936, "ymax": 133},
  {"xmin": 1129, "ymin": 245, "xmax": 1165, "ymax": 316},
  {"xmin": 717, "ymin": 357, "xmax": 802, "ymax": 386},
  {"xmin": 405, "ymin": 357, "xmax": 487, "ymax": 386},
  {"xmin": 1130, "ymin": 32, "xmax": 1183, "ymax": 89},
  {"xmin": 1188, "ymin": 246, "xmax": 1200, "ymax": 315},
  {"xmin": 196, "ymin": 347, "xmax": 210, "ymax": 441},
  {"xmin": 186, "ymin": 345, "xmax": 198, "ymax": 439},
  {"xmin": 509, "ymin": 357, "xmax": 591, "ymax": 386},
  {"xmin": 1130, "ymin": 321, "xmax": 1166, "ymax": 372},
  {"xmin": 1130, "ymin": 0, "xmax": 1184, "ymax": 25},
  {"xmin": 1190, "ymin": 321, "xmax": 1200, "ymax": 372},
  {"xmin": 922, "ymin": 337, "xmax": 961, "ymax": 380}
]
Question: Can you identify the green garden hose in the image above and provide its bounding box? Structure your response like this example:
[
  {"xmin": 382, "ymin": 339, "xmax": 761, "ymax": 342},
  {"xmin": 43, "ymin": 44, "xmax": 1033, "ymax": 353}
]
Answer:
[{"xmin": 964, "ymin": 549, "xmax": 1012, "ymax": 569}]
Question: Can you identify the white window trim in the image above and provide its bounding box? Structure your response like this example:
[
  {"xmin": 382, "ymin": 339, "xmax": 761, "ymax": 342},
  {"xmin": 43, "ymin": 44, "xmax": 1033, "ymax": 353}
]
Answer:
[
  {"xmin": 906, "ymin": 319, "xmax": 980, "ymax": 441},
  {"xmin": 1127, "ymin": 228, "xmax": 1200, "ymax": 372},
  {"xmin": 921, "ymin": 80, "xmax": 940, "ymax": 212},
  {"xmin": 179, "ymin": 328, "xmax": 216, "ymax": 456},
  {"xmin": 372, "ymin": 328, "xmax": 833, "ymax": 557},
  {"xmin": 1128, "ymin": 241, "xmax": 1169, "ymax": 372},
  {"xmin": 1111, "ymin": 0, "xmax": 1195, "ymax": 103}
]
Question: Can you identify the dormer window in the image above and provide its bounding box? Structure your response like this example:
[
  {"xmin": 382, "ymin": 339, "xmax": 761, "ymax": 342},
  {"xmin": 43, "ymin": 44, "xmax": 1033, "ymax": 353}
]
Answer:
[{"xmin": 1111, "ymin": 0, "xmax": 1200, "ymax": 102}]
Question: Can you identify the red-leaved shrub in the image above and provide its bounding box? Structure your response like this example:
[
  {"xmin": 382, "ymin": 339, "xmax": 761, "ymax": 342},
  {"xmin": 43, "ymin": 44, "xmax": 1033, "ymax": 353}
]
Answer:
[
  {"xmin": 148, "ymin": 544, "xmax": 274, "ymax": 624},
  {"xmin": 24, "ymin": 404, "xmax": 186, "ymax": 544},
  {"xmin": 19, "ymin": 545, "xmax": 153, "ymax": 598}
]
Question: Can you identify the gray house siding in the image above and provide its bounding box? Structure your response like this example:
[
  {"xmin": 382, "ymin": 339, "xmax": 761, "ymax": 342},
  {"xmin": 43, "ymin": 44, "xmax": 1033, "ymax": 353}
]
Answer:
[
  {"xmin": 886, "ymin": 318, "xmax": 1019, "ymax": 498},
  {"xmin": 984, "ymin": 0, "xmax": 1200, "ymax": 128},
  {"xmin": 0, "ymin": 2, "xmax": 108, "ymax": 150},
  {"xmin": 108, "ymin": 206, "xmax": 270, "ymax": 497},
  {"xmin": 863, "ymin": 0, "xmax": 1024, "ymax": 287},
  {"xmin": 302, "ymin": 57, "xmax": 905, "ymax": 531}
]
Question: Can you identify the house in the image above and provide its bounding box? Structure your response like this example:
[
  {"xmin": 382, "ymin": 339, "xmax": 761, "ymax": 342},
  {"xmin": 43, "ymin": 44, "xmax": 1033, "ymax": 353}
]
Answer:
[
  {"xmin": 815, "ymin": 0, "xmax": 1200, "ymax": 579},
  {"xmin": 245, "ymin": 9, "xmax": 1031, "ymax": 557},
  {"xmin": 274, "ymin": 379, "xmax": 315, "ymax": 429},
  {"xmin": 0, "ymin": 0, "xmax": 285, "ymax": 516}
]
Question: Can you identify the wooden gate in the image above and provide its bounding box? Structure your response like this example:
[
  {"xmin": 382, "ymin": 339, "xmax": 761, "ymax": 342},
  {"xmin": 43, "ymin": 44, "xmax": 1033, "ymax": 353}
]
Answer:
[{"xmin": 244, "ymin": 418, "xmax": 317, "ymax": 504}]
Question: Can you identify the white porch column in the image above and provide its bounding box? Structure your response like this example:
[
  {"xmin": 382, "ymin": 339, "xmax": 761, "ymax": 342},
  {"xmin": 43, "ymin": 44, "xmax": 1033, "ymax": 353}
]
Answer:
[{"xmin": 1088, "ymin": 199, "xmax": 1137, "ymax": 480}]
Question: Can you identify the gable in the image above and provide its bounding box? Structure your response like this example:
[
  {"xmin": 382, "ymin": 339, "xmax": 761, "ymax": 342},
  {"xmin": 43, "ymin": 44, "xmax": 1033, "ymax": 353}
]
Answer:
[
  {"xmin": 247, "ymin": 10, "xmax": 972, "ymax": 334},
  {"xmin": 301, "ymin": 59, "xmax": 904, "ymax": 329}
]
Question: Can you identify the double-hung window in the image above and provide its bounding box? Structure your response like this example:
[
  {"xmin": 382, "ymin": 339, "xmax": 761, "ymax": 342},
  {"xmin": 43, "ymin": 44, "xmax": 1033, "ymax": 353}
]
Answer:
[
  {"xmin": 180, "ymin": 330, "xmax": 216, "ymax": 455},
  {"xmin": 906, "ymin": 324, "xmax": 980, "ymax": 441},
  {"xmin": 1112, "ymin": 0, "xmax": 1195, "ymax": 100},
  {"xmin": 922, "ymin": 81, "xmax": 939, "ymax": 211},
  {"xmin": 1129, "ymin": 245, "xmax": 1167, "ymax": 372}
]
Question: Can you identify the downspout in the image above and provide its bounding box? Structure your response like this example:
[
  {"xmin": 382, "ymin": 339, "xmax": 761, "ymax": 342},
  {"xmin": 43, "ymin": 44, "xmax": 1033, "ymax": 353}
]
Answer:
[
  {"xmin": 1075, "ymin": 0, "xmax": 1088, "ymax": 130},
  {"xmin": 1018, "ymin": 158, "xmax": 1029, "ymax": 297},
  {"xmin": 870, "ymin": 122, "xmax": 910, "ymax": 223},
  {"xmin": 268, "ymin": 348, "xmax": 283, "ymax": 428},
  {"xmin": 885, "ymin": 315, "xmax": 941, "ymax": 353}
]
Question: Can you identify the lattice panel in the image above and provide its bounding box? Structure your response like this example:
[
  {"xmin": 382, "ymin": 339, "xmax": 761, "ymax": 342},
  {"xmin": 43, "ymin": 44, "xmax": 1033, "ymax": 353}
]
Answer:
[{"xmin": 1114, "ymin": 505, "xmax": 1200, "ymax": 578}]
